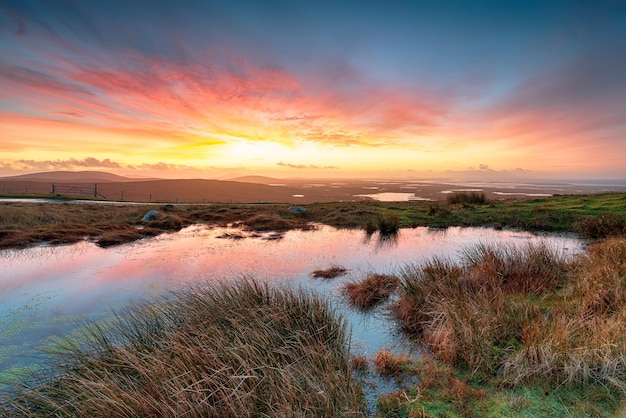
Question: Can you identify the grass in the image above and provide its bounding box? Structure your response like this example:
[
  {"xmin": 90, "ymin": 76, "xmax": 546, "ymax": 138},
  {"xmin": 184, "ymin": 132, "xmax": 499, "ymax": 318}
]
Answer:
[
  {"xmin": 574, "ymin": 212, "xmax": 626, "ymax": 239},
  {"xmin": 447, "ymin": 192, "xmax": 489, "ymax": 205},
  {"xmin": 374, "ymin": 358, "xmax": 621, "ymax": 418},
  {"xmin": 386, "ymin": 238, "xmax": 626, "ymax": 416},
  {"xmin": 373, "ymin": 350, "xmax": 412, "ymax": 378},
  {"xmin": 343, "ymin": 274, "xmax": 399, "ymax": 309},
  {"xmin": 364, "ymin": 213, "xmax": 401, "ymax": 235},
  {"xmin": 2, "ymin": 193, "xmax": 626, "ymax": 249},
  {"xmin": 3, "ymin": 194, "xmax": 626, "ymax": 415},
  {"xmin": 311, "ymin": 265, "xmax": 349, "ymax": 279},
  {"xmin": 1, "ymin": 281, "xmax": 365, "ymax": 417}
]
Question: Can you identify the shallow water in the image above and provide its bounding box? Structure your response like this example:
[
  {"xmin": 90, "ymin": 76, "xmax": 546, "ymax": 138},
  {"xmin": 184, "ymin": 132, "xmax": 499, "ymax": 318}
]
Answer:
[{"xmin": 0, "ymin": 225, "xmax": 582, "ymax": 408}]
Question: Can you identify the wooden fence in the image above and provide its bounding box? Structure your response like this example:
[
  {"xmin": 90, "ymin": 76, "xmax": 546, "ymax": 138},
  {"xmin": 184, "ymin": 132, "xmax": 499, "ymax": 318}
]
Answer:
[{"xmin": 51, "ymin": 183, "xmax": 106, "ymax": 199}]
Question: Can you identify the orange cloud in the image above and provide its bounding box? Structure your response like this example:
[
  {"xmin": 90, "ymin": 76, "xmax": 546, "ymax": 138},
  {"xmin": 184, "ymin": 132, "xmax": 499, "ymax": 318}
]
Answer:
[{"xmin": 2, "ymin": 48, "xmax": 453, "ymax": 156}]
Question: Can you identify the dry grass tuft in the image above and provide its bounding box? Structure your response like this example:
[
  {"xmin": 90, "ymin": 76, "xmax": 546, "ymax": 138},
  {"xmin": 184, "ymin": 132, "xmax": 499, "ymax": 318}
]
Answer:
[
  {"xmin": 392, "ymin": 239, "xmax": 626, "ymax": 391},
  {"xmin": 373, "ymin": 350, "xmax": 410, "ymax": 377},
  {"xmin": 311, "ymin": 265, "xmax": 349, "ymax": 279},
  {"xmin": 447, "ymin": 192, "xmax": 488, "ymax": 205},
  {"xmin": 574, "ymin": 213, "xmax": 626, "ymax": 239},
  {"xmin": 343, "ymin": 274, "xmax": 399, "ymax": 309},
  {"xmin": 350, "ymin": 355, "xmax": 369, "ymax": 373},
  {"xmin": 363, "ymin": 213, "xmax": 401, "ymax": 235},
  {"xmin": 2, "ymin": 281, "xmax": 365, "ymax": 417}
]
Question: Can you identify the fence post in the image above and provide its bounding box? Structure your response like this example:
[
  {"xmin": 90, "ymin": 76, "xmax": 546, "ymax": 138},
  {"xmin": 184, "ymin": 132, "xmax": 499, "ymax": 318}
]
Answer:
[
  {"xmin": 121, "ymin": 191, "xmax": 124, "ymax": 201},
  {"xmin": 149, "ymin": 194, "xmax": 152, "ymax": 202},
  {"xmin": 94, "ymin": 183, "xmax": 98, "ymax": 198}
]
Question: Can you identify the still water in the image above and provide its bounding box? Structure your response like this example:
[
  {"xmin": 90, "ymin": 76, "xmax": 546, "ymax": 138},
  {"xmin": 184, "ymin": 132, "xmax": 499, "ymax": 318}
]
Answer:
[{"xmin": 1, "ymin": 224, "xmax": 582, "ymax": 396}]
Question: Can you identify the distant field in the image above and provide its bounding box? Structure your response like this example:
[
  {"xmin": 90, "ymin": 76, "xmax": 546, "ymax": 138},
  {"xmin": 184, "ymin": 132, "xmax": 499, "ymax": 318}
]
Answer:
[
  {"xmin": 2, "ymin": 175, "xmax": 626, "ymax": 203},
  {"xmin": 1, "ymin": 193, "xmax": 624, "ymax": 250}
]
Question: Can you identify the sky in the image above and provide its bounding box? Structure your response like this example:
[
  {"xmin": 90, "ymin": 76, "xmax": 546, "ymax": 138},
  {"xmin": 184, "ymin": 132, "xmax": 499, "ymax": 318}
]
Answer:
[{"xmin": 1, "ymin": 0, "xmax": 626, "ymax": 180}]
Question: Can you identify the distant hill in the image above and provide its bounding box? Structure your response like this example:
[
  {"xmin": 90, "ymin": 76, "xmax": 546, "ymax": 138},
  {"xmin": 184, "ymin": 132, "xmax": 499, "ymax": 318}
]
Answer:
[
  {"xmin": 0, "ymin": 171, "xmax": 148, "ymax": 183},
  {"xmin": 228, "ymin": 175, "xmax": 285, "ymax": 184}
]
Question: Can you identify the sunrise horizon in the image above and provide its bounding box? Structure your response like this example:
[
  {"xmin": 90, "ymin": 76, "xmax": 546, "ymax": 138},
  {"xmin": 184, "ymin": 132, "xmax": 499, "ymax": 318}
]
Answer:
[{"xmin": 2, "ymin": 1, "xmax": 625, "ymax": 182}]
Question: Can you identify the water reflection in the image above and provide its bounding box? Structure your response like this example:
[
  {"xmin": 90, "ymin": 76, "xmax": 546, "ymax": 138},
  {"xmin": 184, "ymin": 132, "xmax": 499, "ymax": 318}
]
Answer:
[
  {"xmin": 0, "ymin": 225, "xmax": 582, "ymax": 393},
  {"xmin": 363, "ymin": 231, "xmax": 400, "ymax": 253}
]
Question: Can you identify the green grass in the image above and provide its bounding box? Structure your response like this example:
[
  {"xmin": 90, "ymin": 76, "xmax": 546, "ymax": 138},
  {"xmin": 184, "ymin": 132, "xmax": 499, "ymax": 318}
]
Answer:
[
  {"xmin": 2, "ymin": 193, "xmax": 625, "ymax": 249},
  {"xmin": 1, "ymin": 281, "xmax": 365, "ymax": 417},
  {"xmin": 374, "ymin": 358, "xmax": 622, "ymax": 417},
  {"xmin": 447, "ymin": 192, "xmax": 489, "ymax": 205}
]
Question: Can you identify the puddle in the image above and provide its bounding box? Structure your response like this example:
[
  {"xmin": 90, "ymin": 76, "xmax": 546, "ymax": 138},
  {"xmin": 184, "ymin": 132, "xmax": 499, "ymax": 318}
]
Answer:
[
  {"xmin": 354, "ymin": 192, "xmax": 431, "ymax": 201},
  {"xmin": 0, "ymin": 225, "xmax": 582, "ymax": 410}
]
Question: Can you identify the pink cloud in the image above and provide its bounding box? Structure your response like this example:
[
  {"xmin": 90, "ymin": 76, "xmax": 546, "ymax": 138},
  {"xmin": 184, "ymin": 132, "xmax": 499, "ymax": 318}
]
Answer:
[{"xmin": 1, "ymin": 47, "xmax": 454, "ymax": 149}]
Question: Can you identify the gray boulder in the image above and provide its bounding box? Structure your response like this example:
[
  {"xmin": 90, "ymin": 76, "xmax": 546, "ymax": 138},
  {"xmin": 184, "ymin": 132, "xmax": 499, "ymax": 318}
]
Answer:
[
  {"xmin": 142, "ymin": 210, "xmax": 159, "ymax": 221},
  {"xmin": 288, "ymin": 206, "xmax": 308, "ymax": 214}
]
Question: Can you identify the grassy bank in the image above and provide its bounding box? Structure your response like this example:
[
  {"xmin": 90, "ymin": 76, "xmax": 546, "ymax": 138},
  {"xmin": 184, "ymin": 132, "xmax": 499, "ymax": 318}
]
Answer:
[
  {"xmin": 1, "ymin": 281, "xmax": 364, "ymax": 417},
  {"xmin": 376, "ymin": 238, "xmax": 626, "ymax": 417},
  {"xmin": 2, "ymin": 194, "xmax": 626, "ymax": 416},
  {"xmin": 1, "ymin": 193, "xmax": 625, "ymax": 249}
]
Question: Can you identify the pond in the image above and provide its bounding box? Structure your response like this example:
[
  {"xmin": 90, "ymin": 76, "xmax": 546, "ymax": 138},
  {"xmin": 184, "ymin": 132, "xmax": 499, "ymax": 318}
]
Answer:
[{"xmin": 0, "ymin": 224, "xmax": 583, "ymax": 407}]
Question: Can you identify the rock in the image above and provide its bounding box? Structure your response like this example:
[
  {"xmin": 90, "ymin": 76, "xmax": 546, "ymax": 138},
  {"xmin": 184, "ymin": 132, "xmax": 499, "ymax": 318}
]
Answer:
[
  {"xmin": 288, "ymin": 206, "xmax": 308, "ymax": 214},
  {"xmin": 162, "ymin": 204, "xmax": 175, "ymax": 212},
  {"xmin": 142, "ymin": 210, "xmax": 159, "ymax": 221}
]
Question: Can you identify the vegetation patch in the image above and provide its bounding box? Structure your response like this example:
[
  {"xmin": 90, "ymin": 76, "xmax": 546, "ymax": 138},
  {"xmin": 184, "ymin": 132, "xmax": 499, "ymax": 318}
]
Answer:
[
  {"xmin": 311, "ymin": 265, "xmax": 349, "ymax": 279},
  {"xmin": 343, "ymin": 274, "xmax": 399, "ymax": 309},
  {"xmin": 1, "ymin": 281, "xmax": 364, "ymax": 417},
  {"xmin": 373, "ymin": 358, "xmax": 622, "ymax": 417},
  {"xmin": 2, "ymin": 193, "xmax": 626, "ymax": 250},
  {"xmin": 373, "ymin": 349, "xmax": 412, "ymax": 378},
  {"xmin": 574, "ymin": 212, "xmax": 626, "ymax": 239},
  {"xmin": 364, "ymin": 213, "xmax": 401, "ymax": 235},
  {"xmin": 447, "ymin": 192, "xmax": 489, "ymax": 205},
  {"xmin": 387, "ymin": 238, "xmax": 626, "ymax": 416}
]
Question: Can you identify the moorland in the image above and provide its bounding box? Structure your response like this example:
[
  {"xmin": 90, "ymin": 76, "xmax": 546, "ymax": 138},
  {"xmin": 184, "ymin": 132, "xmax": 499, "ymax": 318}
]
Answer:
[{"xmin": 1, "ymin": 185, "xmax": 626, "ymax": 416}]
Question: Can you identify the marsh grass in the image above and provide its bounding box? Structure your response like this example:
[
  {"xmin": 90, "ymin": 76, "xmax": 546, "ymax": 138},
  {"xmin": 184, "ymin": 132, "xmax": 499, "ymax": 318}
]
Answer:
[
  {"xmin": 373, "ymin": 350, "xmax": 411, "ymax": 377},
  {"xmin": 311, "ymin": 265, "xmax": 349, "ymax": 279},
  {"xmin": 1, "ymin": 281, "xmax": 364, "ymax": 417},
  {"xmin": 363, "ymin": 213, "xmax": 400, "ymax": 235},
  {"xmin": 343, "ymin": 274, "xmax": 399, "ymax": 309},
  {"xmin": 502, "ymin": 238, "xmax": 626, "ymax": 388},
  {"xmin": 393, "ymin": 239, "xmax": 626, "ymax": 394},
  {"xmin": 574, "ymin": 212, "xmax": 626, "ymax": 239},
  {"xmin": 374, "ymin": 357, "xmax": 621, "ymax": 417},
  {"xmin": 447, "ymin": 192, "xmax": 488, "ymax": 205},
  {"xmin": 3, "ymin": 193, "xmax": 626, "ymax": 250},
  {"xmin": 350, "ymin": 355, "xmax": 369, "ymax": 373}
]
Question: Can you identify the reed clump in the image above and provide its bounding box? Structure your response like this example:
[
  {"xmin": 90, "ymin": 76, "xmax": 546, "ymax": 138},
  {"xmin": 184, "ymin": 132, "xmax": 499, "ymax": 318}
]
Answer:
[
  {"xmin": 393, "ymin": 240, "xmax": 626, "ymax": 392},
  {"xmin": 373, "ymin": 350, "xmax": 411, "ymax": 377},
  {"xmin": 311, "ymin": 265, "xmax": 349, "ymax": 279},
  {"xmin": 574, "ymin": 213, "xmax": 626, "ymax": 239},
  {"xmin": 502, "ymin": 238, "xmax": 626, "ymax": 388},
  {"xmin": 343, "ymin": 274, "xmax": 399, "ymax": 309},
  {"xmin": 446, "ymin": 192, "xmax": 488, "ymax": 205},
  {"xmin": 2, "ymin": 281, "xmax": 364, "ymax": 417},
  {"xmin": 363, "ymin": 213, "xmax": 400, "ymax": 235}
]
